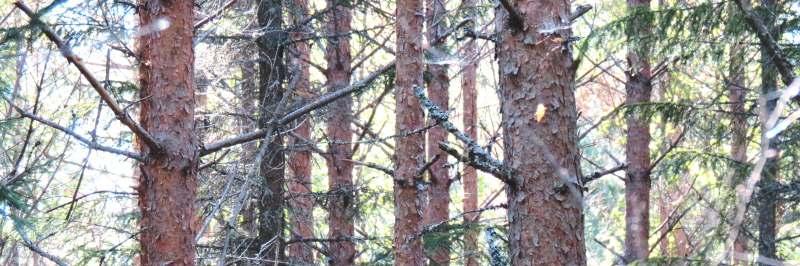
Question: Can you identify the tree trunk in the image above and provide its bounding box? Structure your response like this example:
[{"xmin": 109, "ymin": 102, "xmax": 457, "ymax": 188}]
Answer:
[
  {"xmin": 324, "ymin": 0, "xmax": 356, "ymax": 264},
  {"xmin": 728, "ymin": 2, "xmax": 750, "ymax": 263},
  {"xmin": 423, "ymin": 0, "xmax": 451, "ymax": 264},
  {"xmin": 394, "ymin": 0, "xmax": 426, "ymax": 264},
  {"xmin": 623, "ymin": 0, "xmax": 653, "ymax": 263},
  {"xmin": 136, "ymin": 0, "xmax": 198, "ymax": 264},
  {"xmin": 286, "ymin": 0, "xmax": 314, "ymax": 263},
  {"xmin": 460, "ymin": 1, "xmax": 479, "ymax": 265},
  {"xmin": 757, "ymin": 0, "xmax": 779, "ymax": 263},
  {"xmin": 496, "ymin": 0, "xmax": 585, "ymax": 265},
  {"xmin": 257, "ymin": 0, "xmax": 287, "ymax": 262}
]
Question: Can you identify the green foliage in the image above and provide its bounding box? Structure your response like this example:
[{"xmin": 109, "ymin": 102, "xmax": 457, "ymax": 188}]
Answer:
[
  {"xmin": 622, "ymin": 101, "xmax": 693, "ymax": 124},
  {"xmin": 578, "ymin": 2, "xmax": 733, "ymax": 65}
]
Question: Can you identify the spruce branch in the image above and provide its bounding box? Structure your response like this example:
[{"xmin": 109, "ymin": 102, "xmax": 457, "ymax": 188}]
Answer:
[{"xmin": 733, "ymin": 0, "xmax": 795, "ymax": 86}]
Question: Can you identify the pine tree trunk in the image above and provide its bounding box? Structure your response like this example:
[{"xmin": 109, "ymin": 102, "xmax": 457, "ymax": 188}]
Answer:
[
  {"xmin": 460, "ymin": 1, "xmax": 479, "ymax": 265},
  {"xmin": 423, "ymin": 0, "xmax": 451, "ymax": 264},
  {"xmin": 136, "ymin": 0, "xmax": 198, "ymax": 264},
  {"xmin": 324, "ymin": 0, "xmax": 357, "ymax": 264},
  {"xmin": 394, "ymin": 0, "xmax": 426, "ymax": 264},
  {"xmin": 286, "ymin": 0, "xmax": 314, "ymax": 263},
  {"xmin": 727, "ymin": 3, "xmax": 750, "ymax": 262},
  {"xmin": 257, "ymin": 0, "xmax": 287, "ymax": 262},
  {"xmin": 624, "ymin": 0, "xmax": 653, "ymax": 262},
  {"xmin": 757, "ymin": 0, "xmax": 779, "ymax": 262},
  {"xmin": 496, "ymin": 0, "xmax": 585, "ymax": 264}
]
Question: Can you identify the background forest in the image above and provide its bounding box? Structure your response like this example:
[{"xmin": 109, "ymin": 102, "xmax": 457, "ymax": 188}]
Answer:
[{"xmin": 0, "ymin": 0, "xmax": 799, "ymax": 265}]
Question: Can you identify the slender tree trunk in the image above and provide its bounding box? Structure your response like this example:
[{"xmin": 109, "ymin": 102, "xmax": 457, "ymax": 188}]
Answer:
[
  {"xmin": 460, "ymin": 1, "xmax": 479, "ymax": 265},
  {"xmin": 286, "ymin": 0, "xmax": 314, "ymax": 263},
  {"xmin": 657, "ymin": 191, "xmax": 669, "ymax": 256},
  {"xmin": 757, "ymin": 1, "xmax": 779, "ymax": 263},
  {"xmin": 287, "ymin": 117, "xmax": 314, "ymax": 265},
  {"xmin": 624, "ymin": 0, "xmax": 653, "ymax": 263},
  {"xmin": 257, "ymin": 0, "xmax": 287, "ymax": 262},
  {"xmin": 423, "ymin": 0, "xmax": 451, "ymax": 264},
  {"xmin": 324, "ymin": 0, "xmax": 357, "ymax": 264},
  {"xmin": 136, "ymin": 0, "xmax": 198, "ymax": 264},
  {"xmin": 239, "ymin": 44, "xmax": 260, "ymax": 236},
  {"xmin": 394, "ymin": 0, "xmax": 426, "ymax": 264},
  {"xmin": 728, "ymin": 3, "xmax": 750, "ymax": 262},
  {"xmin": 496, "ymin": 0, "xmax": 585, "ymax": 264}
]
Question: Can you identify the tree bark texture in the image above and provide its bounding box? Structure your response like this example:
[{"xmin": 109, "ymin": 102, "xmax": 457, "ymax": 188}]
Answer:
[
  {"xmin": 496, "ymin": 0, "xmax": 586, "ymax": 264},
  {"xmin": 423, "ymin": 0, "xmax": 451, "ymax": 264},
  {"xmin": 286, "ymin": 0, "xmax": 315, "ymax": 263},
  {"xmin": 460, "ymin": 1, "xmax": 479, "ymax": 265},
  {"xmin": 257, "ymin": 0, "xmax": 287, "ymax": 262},
  {"xmin": 324, "ymin": 0, "xmax": 357, "ymax": 264},
  {"xmin": 757, "ymin": 0, "xmax": 779, "ymax": 262},
  {"xmin": 624, "ymin": 0, "xmax": 653, "ymax": 263},
  {"xmin": 136, "ymin": 0, "xmax": 198, "ymax": 264},
  {"xmin": 728, "ymin": 3, "xmax": 750, "ymax": 262},
  {"xmin": 394, "ymin": 0, "xmax": 426, "ymax": 264}
]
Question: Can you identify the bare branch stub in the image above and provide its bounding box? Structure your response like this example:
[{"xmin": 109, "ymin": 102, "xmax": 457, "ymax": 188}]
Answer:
[
  {"xmin": 570, "ymin": 4, "xmax": 592, "ymax": 22},
  {"xmin": 498, "ymin": 0, "xmax": 524, "ymax": 31}
]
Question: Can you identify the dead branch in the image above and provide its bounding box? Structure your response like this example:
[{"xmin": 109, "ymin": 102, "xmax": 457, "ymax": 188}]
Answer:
[
  {"xmin": 570, "ymin": 4, "xmax": 592, "ymax": 22},
  {"xmin": 582, "ymin": 163, "xmax": 628, "ymax": 184},
  {"xmin": 14, "ymin": 1, "xmax": 161, "ymax": 151},
  {"xmin": 201, "ymin": 62, "xmax": 395, "ymax": 156},
  {"xmin": 413, "ymin": 85, "xmax": 510, "ymax": 183},
  {"xmin": 5, "ymin": 97, "xmax": 143, "ymax": 161},
  {"xmin": 194, "ymin": 0, "xmax": 238, "ymax": 29}
]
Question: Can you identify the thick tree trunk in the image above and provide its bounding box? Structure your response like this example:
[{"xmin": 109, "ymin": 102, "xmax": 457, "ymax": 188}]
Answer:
[
  {"xmin": 624, "ymin": 0, "xmax": 653, "ymax": 263},
  {"xmin": 394, "ymin": 0, "xmax": 426, "ymax": 264},
  {"xmin": 324, "ymin": 0, "xmax": 357, "ymax": 264},
  {"xmin": 757, "ymin": 1, "xmax": 779, "ymax": 262},
  {"xmin": 460, "ymin": 1, "xmax": 479, "ymax": 265},
  {"xmin": 136, "ymin": 0, "xmax": 198, "ymax": 264},
  {"xmin": 256, "ymin": 0, "xmax": 287, "ymax": 262},
  {"xmin": 423, "ymin": 0, "xmax": 451, "ymax": 264},
  {"xmin": 286, "ymin": 0, "xmax": 314, "ymax": 263},
  {"xmin": 496, "ymin": 0, "xmax": 585, "ymax": 265}
]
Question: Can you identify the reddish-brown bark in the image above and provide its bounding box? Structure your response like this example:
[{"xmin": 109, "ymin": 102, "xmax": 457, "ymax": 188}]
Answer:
[
  {"xmin": 727, "ymin": 5, "xmax": 750, "ymax": 261},
  {"xmin": 496, "ymin": 0, "xmax": 585, "ymax": 264},
  {"xmin": 324, "ymin": 0, "xmax": 357, "ymax": 264},
  {"xmin": 460, "ymin": 1, "xmax": 479, "ymax": 265},
  {"xmin": 657, "ymin": 193, "xmax": 669, "ymax": 256},
  {"xmin": 136, "ymin": 0, "xmax": 198, "ymax": 264},
  {"xmin": 394, "ymin": 0, "xmax": 426, "ymax": 264},
  {"xmin": 423, "ymin": 0, "xmax": 451, "ymax": 264},
  {"xmin": 624, "ymin": 0, "xmax": 653, "ymax": 262},
  {"xmin": 286, "ymin": 0, "xmax": 315, "ymax": 263}
]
